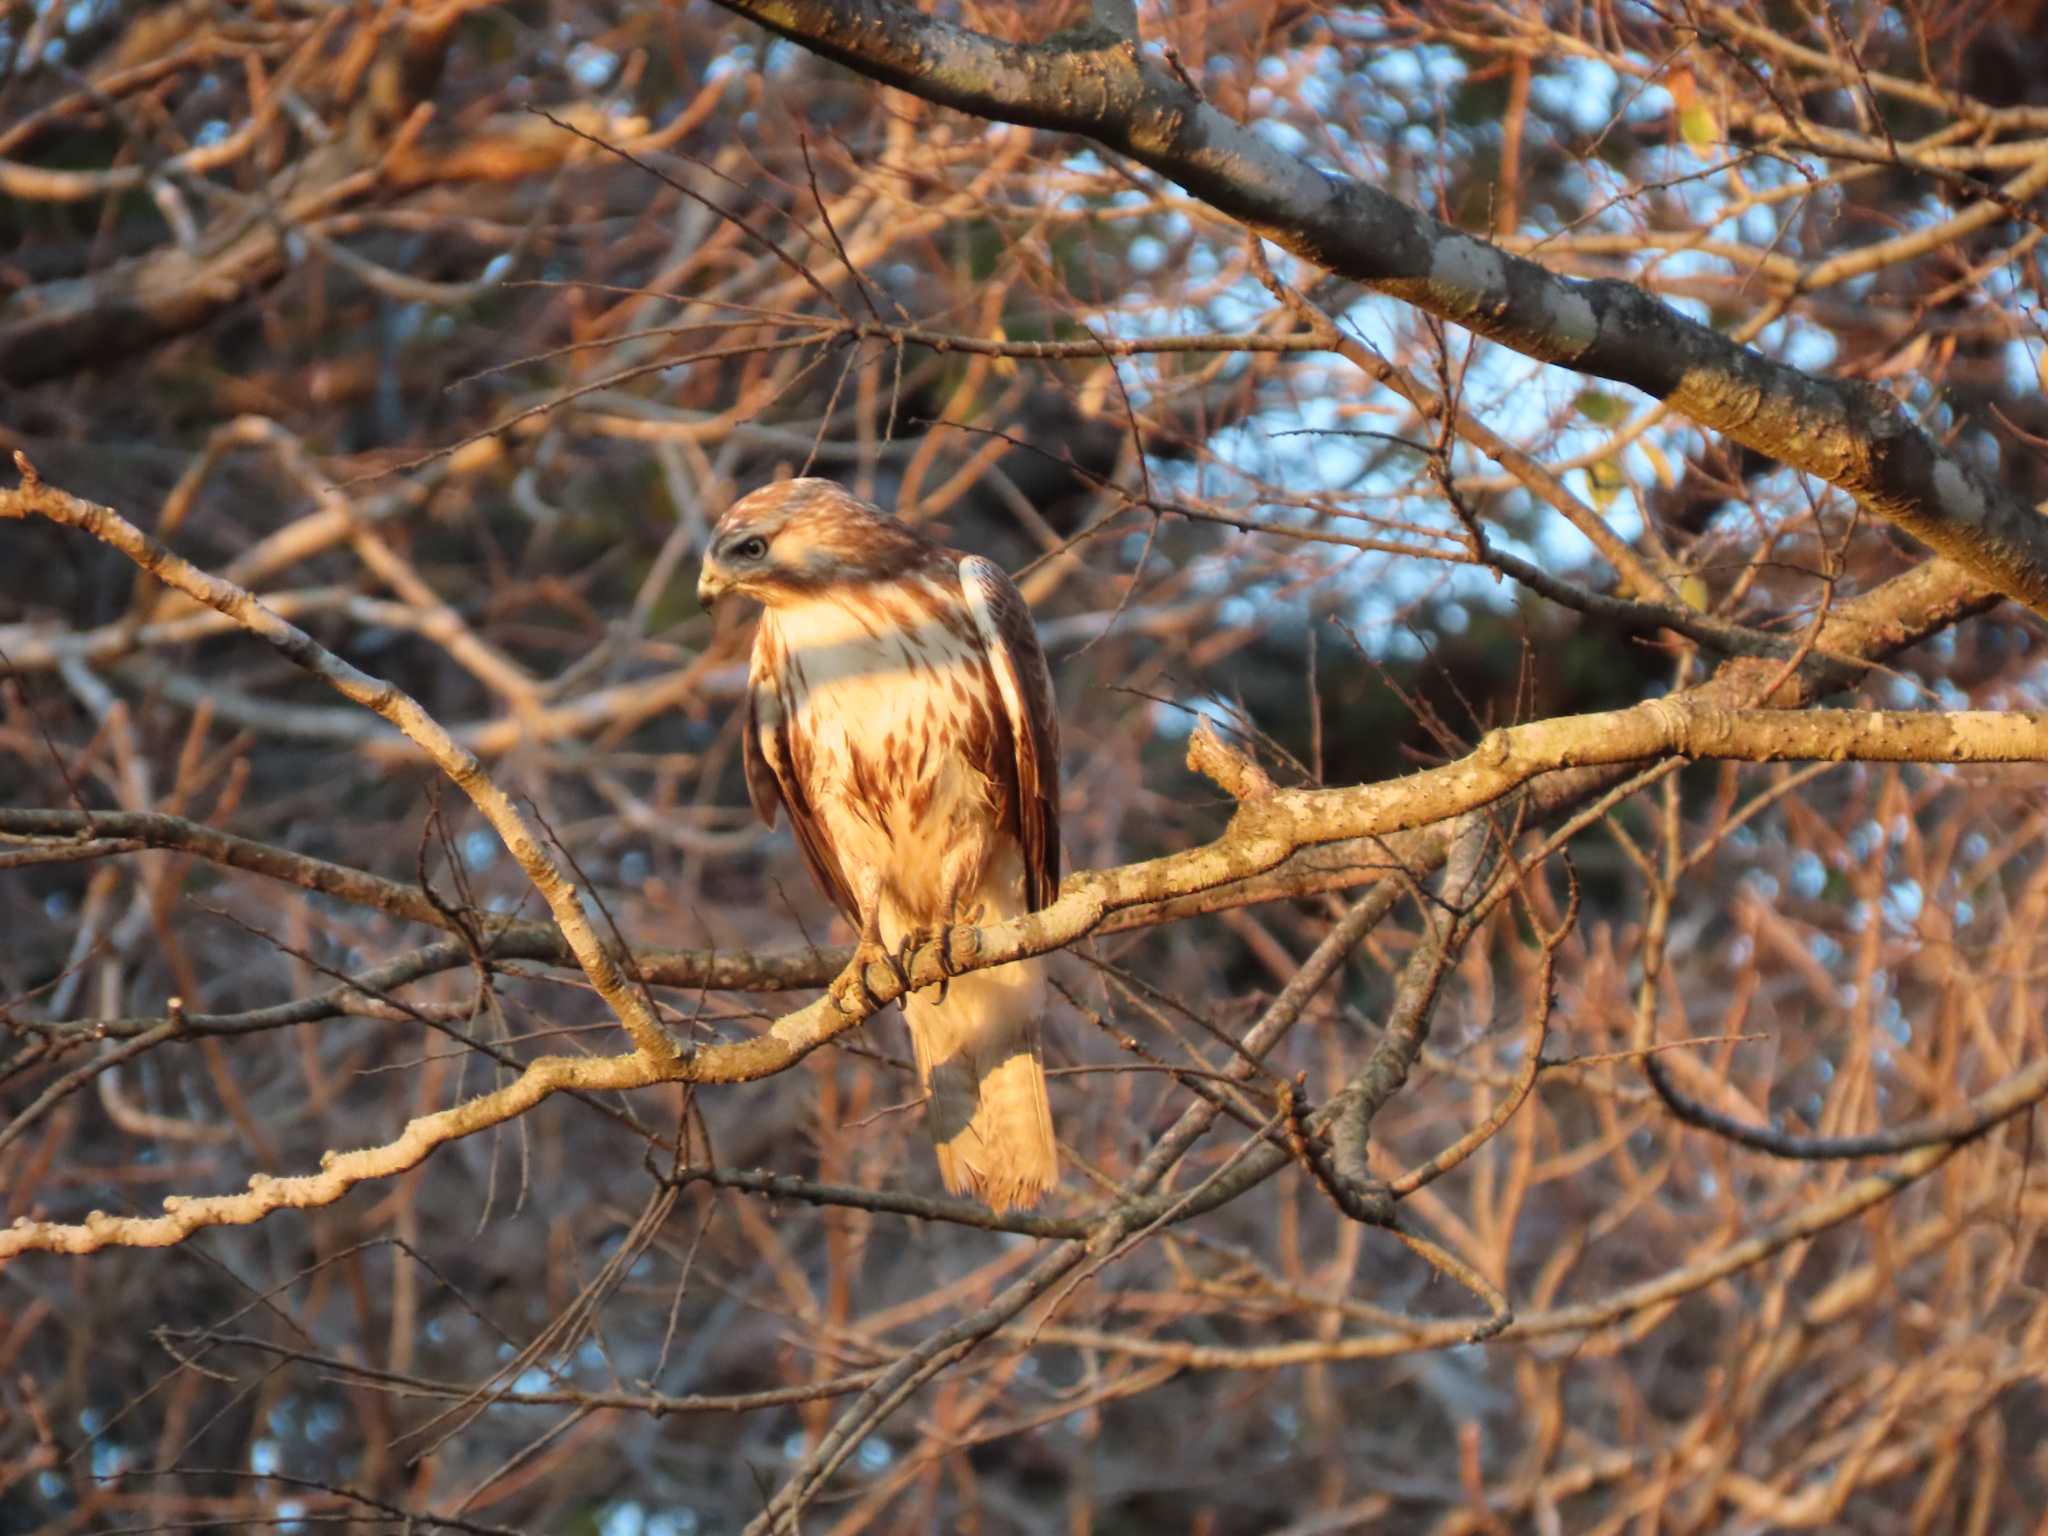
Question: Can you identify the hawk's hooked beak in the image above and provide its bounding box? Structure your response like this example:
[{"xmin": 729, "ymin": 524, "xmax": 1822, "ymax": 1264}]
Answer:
[{"xmin": 696, "ymin": 559, "xmax": 730, "ymax": 613}]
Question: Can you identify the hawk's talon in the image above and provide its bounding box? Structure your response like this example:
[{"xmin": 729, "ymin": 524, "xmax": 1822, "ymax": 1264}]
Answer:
[
  {"xmin": 889, "ymin": 929, "xmax": 955, "ymax": 1004},
  {"xmin": 832, "ymin": 938, "xmax": 909, "ymax": 1016}
]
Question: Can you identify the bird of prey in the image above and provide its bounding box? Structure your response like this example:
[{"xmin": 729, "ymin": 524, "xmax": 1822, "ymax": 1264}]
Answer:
[{"xmin": 697, "ymin": 478, "xmax": 1062, "ymax": 1211}]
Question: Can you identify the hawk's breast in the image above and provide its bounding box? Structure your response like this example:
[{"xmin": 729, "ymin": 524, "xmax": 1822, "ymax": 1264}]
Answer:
[{"xmin": 760, "ymin": 577, "xmax": 1007, "ymax": 916}]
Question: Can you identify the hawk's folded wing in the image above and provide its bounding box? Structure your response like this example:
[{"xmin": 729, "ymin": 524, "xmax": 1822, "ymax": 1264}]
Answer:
[
  {"xmin": 959, "ymin": 555, "xmax": 1061, "ymax": 912},
  {"xmin": 743, "ymin": 647, "xmax": 858, "ymax": 924}
]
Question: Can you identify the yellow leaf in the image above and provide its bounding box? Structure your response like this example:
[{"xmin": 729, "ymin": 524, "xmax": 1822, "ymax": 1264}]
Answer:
[
  {"xmin": 1643, "ymin": 440, "xmax": 1677, "ymax": 490},
  {"xmin": 1587, "ymin": 457, "xmax": 1626, "ymax": 510},
  {"xmin": 1680, "ymin": 103, "xmax": 1717, "ymax": 152}
]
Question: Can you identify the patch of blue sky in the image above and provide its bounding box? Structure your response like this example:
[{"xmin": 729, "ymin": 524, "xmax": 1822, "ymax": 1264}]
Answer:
[
  {"xmin": 1884, "ymin": 878, "xmax": 1923, "ymax": 931},
  {"xmin": 1153, "ymin": 689, "xmax": 1250, "ymax": 741},
  {"xmin": 1529, "ymin": 54, "xmax": 1625, "ymax": 137},
  {"xmin": 1307, "ymin": 120, "xmax": 1373, "ymax": 179},
  {"xmin": 1177, "ymin": 237, "xmax": 1225, "ymax": 291},
  {"xmin": 1107, "ymin": 213, "xmax": 1855, "ymax": 640},
  {"xmin": 1969, "ymin": 426, "xmax": 2005, "ymax": 475},
  {"xmin": 1830, "ymin": 242, "xmax": 1878, "ymax": 295},
  {"xmin": 1878, "ymin": 994, "xmax": 1910, "ymax": 1046},
  {"xmin": 1621, "ymin": 73, "xmax": 1675, "ymax": 125},
  {"xmin": 1397, "ymin": 121, "xmax": 1442, "ymax": 160},
  {"xmin": 704, "ymin": 47, "xmax": 755, "ymax": 85},
  {"xmin": 1669, "ymin": 158, "xmax": 1808, "ymax": 232},
  {"xmin": 1388, "ymin": 38, "xmax": 1472, "ymax": 103},
  {"xmin": 1291, "ymin": 52, "xmax": 1343, "ymax": 118},
  {"xmin": 1250, "ymin": 117, "xmax": 1313, "ymax": 159},
  {"xmin": 1169, "ymin": 263, "xmax": 1272, "ymax": 334},
  {"xmin": 2002, "ymin": 337, "xmax": 2043, "ymax": 396},
  {"xmin": 1358, "ymin": 44, "xmax": 1427, "ymax": 93},
  {"xmin": 1737, "ymin": 202, "xmax": 1783, "ymax": 250},
  {"xmin": 1773, "ymin": 319, "xmax": 1838, "ymax": 374},
  {"xmin": 1219, "ymin": 593, "xmax": 1261, "ymax": 633},
  {"xmin": 1126, "ymin": 234, "xmax": 1169, "ymax": 275},
  {"xmin": 568, "ymin": 42, "xmax": 619, "ymax": 90}
]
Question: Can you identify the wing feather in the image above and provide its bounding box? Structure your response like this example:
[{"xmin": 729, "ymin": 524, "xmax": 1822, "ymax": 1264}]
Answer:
[
  {"xmin": 959, "ymin": 556, "xmax": 1061, "ymax": 911},
  {"xmin": 744, "ymin": 652, "xmax": 859, "ymax": 924}
]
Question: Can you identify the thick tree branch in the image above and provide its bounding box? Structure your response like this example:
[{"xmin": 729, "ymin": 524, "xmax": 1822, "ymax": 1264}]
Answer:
[
  {"xmin": 9, "ymin": 683, "xmax": 2047, "ymax": 1255},
  {"xmin": 10, "ymin": 463, "xmax": 2039, "ymax": 1258},
  {"xmin": 0, "ymin": 457, "xmax": 677, "ymax": 1065},
  {"xmin": 708, "ymin": 0, "xmax": 2048, "ymax": 617}
]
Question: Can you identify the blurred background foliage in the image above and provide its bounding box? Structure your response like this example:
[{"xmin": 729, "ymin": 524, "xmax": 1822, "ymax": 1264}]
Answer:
[{"xmin": 5, "ymin": 0, "xmax": 2048, "ymax": 1530}]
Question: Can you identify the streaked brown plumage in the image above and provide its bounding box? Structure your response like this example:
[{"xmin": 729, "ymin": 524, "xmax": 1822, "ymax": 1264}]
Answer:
[{"xmin": 696, "ymin": 478, "xmax": 1061, "ymax": 1211}]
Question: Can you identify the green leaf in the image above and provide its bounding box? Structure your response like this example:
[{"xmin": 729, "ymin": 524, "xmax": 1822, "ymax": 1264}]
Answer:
[
  {"xmin": 1586, "ymin": 457, "xmax": 1627, "ymax": 510},
  {"xmin": 1575, "ymin": 389, "xmax": 1625, "ymax": 425}
]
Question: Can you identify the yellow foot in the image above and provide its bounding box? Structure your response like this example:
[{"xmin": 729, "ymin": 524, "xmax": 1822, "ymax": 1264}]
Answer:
[{"xmin": 830, "ymin": 938, "xmax": 910, "ymax": 1016}]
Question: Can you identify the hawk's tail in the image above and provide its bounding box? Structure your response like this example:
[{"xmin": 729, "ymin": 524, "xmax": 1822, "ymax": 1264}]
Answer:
[{"xmin": 902, "ymin": 955, "xmax": 1057, "ymax": 1212}]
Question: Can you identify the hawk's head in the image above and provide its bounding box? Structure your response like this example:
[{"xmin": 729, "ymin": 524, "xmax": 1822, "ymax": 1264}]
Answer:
[{"xmin": 697, "ymin": 478, "xmax": 932, "ymax": 612}]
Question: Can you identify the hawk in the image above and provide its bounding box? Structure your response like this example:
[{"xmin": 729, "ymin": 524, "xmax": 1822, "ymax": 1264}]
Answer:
[{"xmin": 697, "ymin": 478, "xmax": 1062, "ymax": 1211}]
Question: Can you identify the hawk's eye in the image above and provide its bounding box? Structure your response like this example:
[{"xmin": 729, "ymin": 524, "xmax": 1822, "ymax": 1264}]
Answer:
[{"xmin": 735, "ymin": 536, "xmax": 768, "ymax": 561}]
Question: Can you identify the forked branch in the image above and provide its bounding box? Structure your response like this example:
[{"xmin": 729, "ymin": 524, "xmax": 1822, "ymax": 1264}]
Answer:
[
  {"xmin": 708, "ymin": 0, "xmax": 2048, "ymax": 618},
  {"xmin": 7, "ymin": 462, "xmax": 2048, "ymax": 1258}
]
